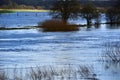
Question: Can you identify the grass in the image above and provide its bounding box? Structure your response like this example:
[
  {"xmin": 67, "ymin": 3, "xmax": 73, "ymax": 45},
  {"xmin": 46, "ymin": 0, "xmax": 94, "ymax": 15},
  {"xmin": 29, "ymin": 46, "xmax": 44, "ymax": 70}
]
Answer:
[
  {"xmin": 0, "ymin": 9, "xmax": 50, "ymax": 12},
  {"xmin": 38, "ymin": 19, "xmax": 79, "ymax": 32},
  {"xmin": 101, "ymin": 41, "xmax": 120, "ymax": 66},
  {"xmin": 0, "ymin": 65, "xmax": 98, "ymax": 80},
  {"xmin": 0, "ymin": 9, "xmax": 13, "ymax": 13},
  {"xmin": 100, "ymin": 41, "xmax": 120, "ymax": 70}
]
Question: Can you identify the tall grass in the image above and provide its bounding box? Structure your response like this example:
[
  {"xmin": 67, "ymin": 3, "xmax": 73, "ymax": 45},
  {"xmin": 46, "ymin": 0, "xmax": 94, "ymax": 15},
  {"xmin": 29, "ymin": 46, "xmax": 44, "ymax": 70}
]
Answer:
[
  {"xmin": 0, "ymin": 65, "xmax": 98, "ymax": 80},
  {"xmin": 38, "ymin": 19, "xmax": 79, "ymax": 32},
  {"xmin": 100, "ymin": 41, "xmax": 120, "ymax": 70},
  {"xmin": 102, "ymin": 41, "xmax": 120, "ymax": 63},
  {"xmin": 0, "ymin": 70, "xmax": 8, "ymax": 80},
  {"xmin": 78, "ymin": 65, "xmax": 97, "ymax": 80}
]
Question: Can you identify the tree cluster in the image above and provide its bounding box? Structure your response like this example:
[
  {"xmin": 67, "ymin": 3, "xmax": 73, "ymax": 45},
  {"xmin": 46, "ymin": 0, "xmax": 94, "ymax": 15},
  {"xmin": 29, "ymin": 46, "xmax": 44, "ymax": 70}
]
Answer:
[
  {"xmin": 0, "ymin": 0, "xmax": 118, "ymax": 9},
  {"xmin": 51, "ymin": 0, "xmax": 100, "ymax": 26},
  {"xmin": 105, "ymin": 0, "xmax": 120, "ymax": 24},
  {"xmin": 80, "ymin": 3, "xmax": 100, "ymax": 25},
  {"xmin": 50, "ymin": 0, "xmax": 81, "ymax": 24},
  {"xmin": 51, "ymin": 0, "xmax": 120, "ymax": 26}
]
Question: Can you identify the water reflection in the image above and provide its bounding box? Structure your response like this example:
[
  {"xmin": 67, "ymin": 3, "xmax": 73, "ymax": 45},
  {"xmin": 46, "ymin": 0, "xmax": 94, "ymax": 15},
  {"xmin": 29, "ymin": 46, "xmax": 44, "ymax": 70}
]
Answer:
[
  {"xmin": 0, "ymin": 12, "xmax": 120, "ymax": 80},
  {"xmin": 106, "ymin": 24, "xmax": 120, "ymax": 29}
]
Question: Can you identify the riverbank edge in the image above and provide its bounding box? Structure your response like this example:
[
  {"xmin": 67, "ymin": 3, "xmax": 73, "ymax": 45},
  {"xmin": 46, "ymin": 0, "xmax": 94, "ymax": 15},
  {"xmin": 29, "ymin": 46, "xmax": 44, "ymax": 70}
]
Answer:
[{"xmin": 0, "ymin": 9, "xmax": 50, "ymax": 12}]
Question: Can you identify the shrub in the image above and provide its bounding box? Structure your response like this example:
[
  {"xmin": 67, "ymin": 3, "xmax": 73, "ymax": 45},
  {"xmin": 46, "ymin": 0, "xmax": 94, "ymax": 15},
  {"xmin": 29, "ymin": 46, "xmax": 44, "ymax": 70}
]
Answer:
[{"xmin": 38, "ymin": 19, "xmax": 79, "ymax": 32}]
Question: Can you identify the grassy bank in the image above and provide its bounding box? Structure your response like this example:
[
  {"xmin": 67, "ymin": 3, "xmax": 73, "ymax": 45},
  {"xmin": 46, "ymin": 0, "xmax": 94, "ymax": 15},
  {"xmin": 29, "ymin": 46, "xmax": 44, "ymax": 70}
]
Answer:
[
  {"xmin": 0, "ymin": 9, "xmax": 13, "ymax": 13},
  {"xmin": 0, "ymin": 9, "xmax": 49, "ymax": 13}
]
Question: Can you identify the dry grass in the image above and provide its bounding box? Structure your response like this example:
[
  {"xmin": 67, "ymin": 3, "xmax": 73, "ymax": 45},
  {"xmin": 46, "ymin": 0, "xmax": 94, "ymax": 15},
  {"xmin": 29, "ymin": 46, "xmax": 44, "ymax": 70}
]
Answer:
[
  {"xmin": 100, "ymin": 41, "xmax": 120, "ymax": 70},
  {"xmin": 0, "ymin": 65, "xmax": 98, "ymax": 80},
  {"xmin": 0, "ymin": 70, "xmax": 8, "ymax": 80},
  {"xmin": 0, "ymin": 9, "xmax": 49, "ymax": 12},
  {"xmin": 38, "ymin": 19, "xmax": 79, "ymax": 32},
  {"xmin": 102, "ymin": 41, "xmax": 120, "ymax": 63}
]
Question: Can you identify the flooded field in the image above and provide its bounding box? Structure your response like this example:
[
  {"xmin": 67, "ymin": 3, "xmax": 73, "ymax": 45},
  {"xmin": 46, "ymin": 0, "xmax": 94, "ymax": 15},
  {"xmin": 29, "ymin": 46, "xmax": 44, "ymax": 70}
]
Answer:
[{"xmin": 0, "ymin": 12, "xmax": 120, "ymax": 80}]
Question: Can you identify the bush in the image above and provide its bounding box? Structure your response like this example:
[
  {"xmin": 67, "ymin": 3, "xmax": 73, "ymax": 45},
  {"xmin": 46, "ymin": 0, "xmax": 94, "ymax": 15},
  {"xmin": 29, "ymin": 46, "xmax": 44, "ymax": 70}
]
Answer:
[{"xmin": 38, "ymin": 19, "xmax": 79, "ymax": 32}]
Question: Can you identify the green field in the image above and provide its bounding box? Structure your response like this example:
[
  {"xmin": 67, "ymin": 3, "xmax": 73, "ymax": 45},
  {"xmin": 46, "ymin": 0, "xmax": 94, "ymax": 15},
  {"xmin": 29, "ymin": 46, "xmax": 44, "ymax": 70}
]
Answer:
[{"xmin": 0, "ymin": 9, "xmax": 50, "ymax": 13}]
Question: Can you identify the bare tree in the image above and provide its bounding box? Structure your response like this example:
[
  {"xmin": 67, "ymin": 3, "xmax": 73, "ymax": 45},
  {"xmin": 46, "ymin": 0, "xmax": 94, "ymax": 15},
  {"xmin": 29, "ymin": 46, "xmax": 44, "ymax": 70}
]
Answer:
[
  {"xmin": 106, "ymin": 0, "xmax": 120, "ymax": 24},
  {"xmin": 80, "ymin": 3, "xmax": 100, "ymax": 26},
  {"xmin": 50, "ymin": 0, "xmax": 81, "ymax": 24}
]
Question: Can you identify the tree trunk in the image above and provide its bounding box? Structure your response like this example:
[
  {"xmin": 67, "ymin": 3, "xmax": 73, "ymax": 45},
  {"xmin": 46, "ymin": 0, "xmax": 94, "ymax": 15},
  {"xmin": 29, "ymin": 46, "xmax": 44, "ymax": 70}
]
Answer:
[{"xmin": 87, "ymin": 19, "xmax": 91, "ymax": 26}]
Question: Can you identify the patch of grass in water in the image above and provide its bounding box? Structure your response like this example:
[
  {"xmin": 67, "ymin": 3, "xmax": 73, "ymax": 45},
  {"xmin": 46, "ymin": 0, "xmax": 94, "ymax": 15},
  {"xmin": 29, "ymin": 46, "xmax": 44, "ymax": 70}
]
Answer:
[{"xmin": 38, "ymin": 19, "xmax": 79, "ymax": 32}]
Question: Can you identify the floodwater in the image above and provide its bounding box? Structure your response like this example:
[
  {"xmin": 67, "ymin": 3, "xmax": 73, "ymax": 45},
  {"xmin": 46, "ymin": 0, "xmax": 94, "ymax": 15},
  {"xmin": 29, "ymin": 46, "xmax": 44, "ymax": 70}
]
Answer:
[{"xmin": 0, "ymin": 12, "xmax": 120, "ymax": 80}]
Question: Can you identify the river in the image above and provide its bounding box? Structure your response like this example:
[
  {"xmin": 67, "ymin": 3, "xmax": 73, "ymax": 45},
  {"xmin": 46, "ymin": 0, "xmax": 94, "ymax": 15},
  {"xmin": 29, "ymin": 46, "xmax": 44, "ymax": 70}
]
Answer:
[{"xmin": 0, "ymin": 12, "xmax": 120, "ymax": 80}]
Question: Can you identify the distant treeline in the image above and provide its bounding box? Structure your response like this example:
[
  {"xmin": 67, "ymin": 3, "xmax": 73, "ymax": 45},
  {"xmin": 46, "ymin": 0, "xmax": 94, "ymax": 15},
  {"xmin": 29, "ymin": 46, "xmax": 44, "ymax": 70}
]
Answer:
[{"xmin": 0, "ymin": 0, "xmax": 118, "ymax": 9}]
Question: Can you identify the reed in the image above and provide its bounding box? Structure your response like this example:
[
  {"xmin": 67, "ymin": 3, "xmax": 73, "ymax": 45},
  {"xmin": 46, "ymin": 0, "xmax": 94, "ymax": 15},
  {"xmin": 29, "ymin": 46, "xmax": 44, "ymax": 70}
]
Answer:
[
  {"xmin": 102, "ymin": 41, "xmax": 120, "ymax": 63},
  {"xmin": 0, "ymin": 65, "xmax": 98, "ymax": 80}
]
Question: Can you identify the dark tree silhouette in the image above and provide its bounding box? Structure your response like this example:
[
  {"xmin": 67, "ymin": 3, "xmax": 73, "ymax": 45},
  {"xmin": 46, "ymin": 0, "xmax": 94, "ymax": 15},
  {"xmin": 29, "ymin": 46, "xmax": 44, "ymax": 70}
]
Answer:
[
  {"xmin": 80, "ymin": 3, "xmax": 100, "ymax": 26},
  {"xmin": 115, "ymin": 0, "xmax": 120, "ymax": 8},
  {"xmin": 50, "ymin": 0, "xmax": 81, "ymax": 24},
  {"xmin": 106, "ymin": 0, "xmax": 120, "ymax": 24},
  {"xmin": 106, "ymin": 8, "xmax": 118, "ymax": 24}
]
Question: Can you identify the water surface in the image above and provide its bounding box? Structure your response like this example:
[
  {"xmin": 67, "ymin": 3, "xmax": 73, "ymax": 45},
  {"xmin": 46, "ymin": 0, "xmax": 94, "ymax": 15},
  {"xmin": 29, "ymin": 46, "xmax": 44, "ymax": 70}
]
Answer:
[{"xmin": 0, "ymin": 12, "xmax": 120, "ymax": 80}]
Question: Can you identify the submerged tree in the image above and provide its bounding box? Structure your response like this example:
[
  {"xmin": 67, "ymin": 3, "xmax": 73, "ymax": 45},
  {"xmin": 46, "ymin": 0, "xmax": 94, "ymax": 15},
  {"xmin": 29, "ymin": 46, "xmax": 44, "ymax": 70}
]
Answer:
[
  {"xmin": 50, "ymin": 0, "xmax": 81, "ymax": 24},
  {"xmin": 106, "ymin": 0, "xmax": 120, "ymax": 24},
  {"xmin": 80, "ymin": 3, "xmax": 100, "ymax": 26},
  {"xmin": 106, "ymin": 8, "xmax": 119, "ymax": 24}
]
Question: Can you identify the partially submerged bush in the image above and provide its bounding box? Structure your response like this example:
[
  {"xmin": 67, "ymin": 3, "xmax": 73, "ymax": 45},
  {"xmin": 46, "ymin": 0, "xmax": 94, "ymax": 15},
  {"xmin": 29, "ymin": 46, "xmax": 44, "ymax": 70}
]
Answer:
[{"xmin": 38, "ymin": 19, "xmax": 79, "ymax": 32}]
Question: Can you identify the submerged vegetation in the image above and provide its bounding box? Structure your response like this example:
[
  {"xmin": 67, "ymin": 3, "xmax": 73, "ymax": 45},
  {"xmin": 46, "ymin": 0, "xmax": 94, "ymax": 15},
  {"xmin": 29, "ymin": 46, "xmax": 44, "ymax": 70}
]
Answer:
[
  {"xmin": 80, "ymin": 3, "xmax": 100, "ymax": 26},
  {"xmin": 102, "ymin": 41, "xmax": 120, "ymax": 63},
  {"xmin": 101, "ymin": 41, "xmax": 120, "ymax": 70},
  {"xmin": 105, "ymin": 0, "xmax": 120, "ymax": 24},
  {"xmin": 38, "ymin": 19, "xmax": 79, "ymax": 32},
  {"xmin": 37, "ymin": 0, "xmax": 119, "ymax": 32},
  {"xmin": 106, "ymin": 8, "xmax": 120, "ymax": 24},
  {"xmin": 50, "ymin": 0, "xmax": 80, "ymax": 24}
]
